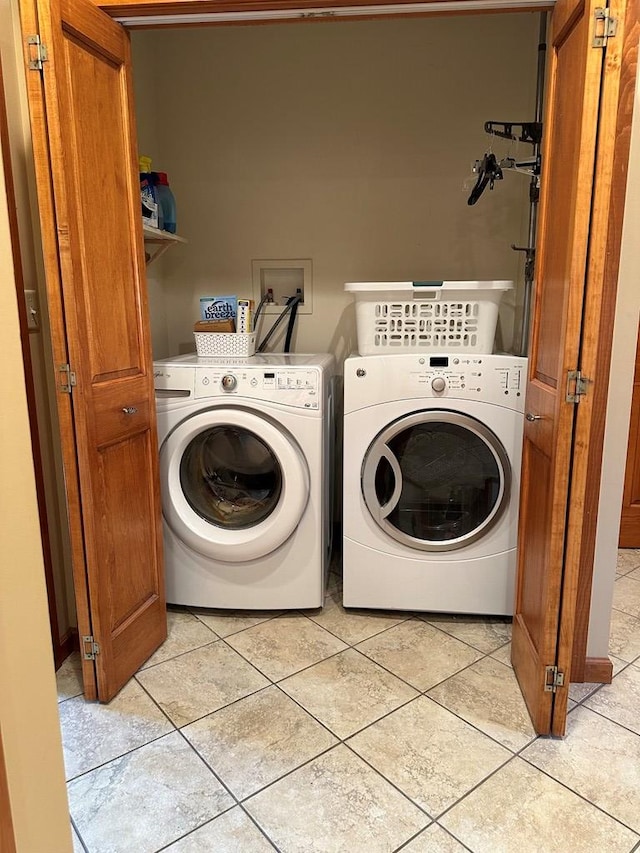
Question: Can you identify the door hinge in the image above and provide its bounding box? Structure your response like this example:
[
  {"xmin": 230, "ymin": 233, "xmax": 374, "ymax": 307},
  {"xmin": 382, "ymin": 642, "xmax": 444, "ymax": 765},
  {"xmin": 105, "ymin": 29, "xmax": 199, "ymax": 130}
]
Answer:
[
  {"xmin": 27, "ymin": 35, "xmax": 48, "ymax": 70},
  {"xmin": 58, "ymin": 363, "xmax": 77, "ymax": 394},
  {"xmin": 593, "ymin": 8, "xmax": 618, "ymax": 47},
  {"xmin": 82, "ymin": 635, "xmax": 100, "ymax": 661},
  {"xmin": 544, "ymin": 665, "xmax": 565, "ymax": 692},
  {"xmin": 566, "ymin": 369, "xmax": 590, "ymax": 403}
]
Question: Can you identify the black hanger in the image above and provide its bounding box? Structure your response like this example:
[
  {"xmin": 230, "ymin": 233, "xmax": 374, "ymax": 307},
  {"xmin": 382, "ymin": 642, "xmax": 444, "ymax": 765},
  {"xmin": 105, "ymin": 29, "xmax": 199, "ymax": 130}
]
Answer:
[{"xmin": 467, "ymin": 153, "xmax": 503, "ymax": 206}]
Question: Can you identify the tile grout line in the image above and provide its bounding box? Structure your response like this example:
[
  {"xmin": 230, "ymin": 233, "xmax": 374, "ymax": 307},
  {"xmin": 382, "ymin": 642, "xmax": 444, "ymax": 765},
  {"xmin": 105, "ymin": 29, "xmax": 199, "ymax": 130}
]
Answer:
[
  {"xmin": 413, "ymin": 611, "xmax": 513, "ymax": 652},
  {"xmin": 136, "ymin": 607, "xmax": 525, "ymax": 762},
  {"xmin": 432, "ymin": 822, "xmax": 476, "ymax": 853},
  {"xmin": 65, "ymin": 677, "xmax": 184, "ymax": 786},
  {"xmin": 64, "ymin": 599, "xmax": 637, "ymax": 850},
  {"xmin": 237, "ymin": 741, "xmax": 342, "ymax": 812},
  {"xmin": 151, "ymin": 641, "xmax": 504, "ymax": 843},
  {"xmin": 392, "ymin": 821, "xmax": 476, "ymax": 853},
  {"xmin": 189, "ymin": 607, "xmax": 284, "ymax": 638},
  {"xmin": 165, "ymin": 614, "xmax": 635, "ymax": 849},
  {"xmin": 340, "ymin": 738, "xmax": 435, "ymax": 820},
  {"xmin": 138, "ymin": 636, "xmax": 220, "ymax": 673},
  {"xmin": 424, "ymin": 688, "xmax": 538, "ymax": 756},
  {"xmin": 64, "ymin": 724, "xmax": 177, "ymax": 785},
  {"xmin": 577, "ymin": 700, "xmax": 640, "ymax": 741},
  {"xmin": 517, "ymin": 750, "xmax": 640, "ymax": 839},
  {"xmin": 167, "ymin": 727, "xmax": 283, "ymax": 853},
  {"xmin": 428, "ymin": 749, "xmax": 520, "ymax": 825},
  {"xmin": 60, "ymin": 600, "xmax": 639, "ymax": 850},
  {"xmin": 132, "ymin": 672, "xmax": 282, "ymax": 853},
  {"xmin": 303, "ymin": 605, "xmax": 415, "ymax": 644},
  {"xmin": 70, "ymin": 815, "xmax": 89, "ymax": 853}
]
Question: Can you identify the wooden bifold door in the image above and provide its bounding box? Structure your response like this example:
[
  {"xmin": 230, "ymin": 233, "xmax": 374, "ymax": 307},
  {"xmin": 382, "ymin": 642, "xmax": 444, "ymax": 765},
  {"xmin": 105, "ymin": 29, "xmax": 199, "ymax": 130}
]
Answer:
[{"xmin": 20, "ymin": 0, "xmax": 167, "ymax": 702}]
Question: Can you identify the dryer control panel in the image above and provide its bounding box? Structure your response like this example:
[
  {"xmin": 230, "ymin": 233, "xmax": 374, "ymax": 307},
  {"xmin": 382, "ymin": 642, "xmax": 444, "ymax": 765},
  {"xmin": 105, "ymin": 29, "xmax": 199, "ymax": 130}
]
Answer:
[
  {"xmin": 345, "ymin": 353, "xmax": 528, "ymax": 413},
  {"xmin": 413, "ymin": 356, "xmax": 524, "ymax": 398}
]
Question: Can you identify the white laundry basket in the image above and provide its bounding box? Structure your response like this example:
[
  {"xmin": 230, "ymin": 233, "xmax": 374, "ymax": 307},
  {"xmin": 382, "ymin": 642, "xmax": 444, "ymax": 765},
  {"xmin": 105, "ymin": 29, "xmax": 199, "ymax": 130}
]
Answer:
[
  {"xmin": 345, "ymin": 281, "xmax": 512, "ymax": 355},
  {"xmin": 194, "ymin": 332, "xmax": 256, "ymax": 357}
]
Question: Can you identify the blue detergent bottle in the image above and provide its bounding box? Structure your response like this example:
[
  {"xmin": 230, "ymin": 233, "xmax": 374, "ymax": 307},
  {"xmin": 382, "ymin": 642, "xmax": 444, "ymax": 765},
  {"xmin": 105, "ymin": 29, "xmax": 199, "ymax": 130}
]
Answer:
[{"xmin": 152, "ymin": 171, "xmax": 177, "ymax": 233}]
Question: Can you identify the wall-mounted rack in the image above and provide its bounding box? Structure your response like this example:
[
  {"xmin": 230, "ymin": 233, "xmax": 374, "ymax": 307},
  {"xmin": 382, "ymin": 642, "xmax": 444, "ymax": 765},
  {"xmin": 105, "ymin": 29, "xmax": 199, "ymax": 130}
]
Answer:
[
  {"xmin": 466, "ymin": 13, "xmax": 548, "ymax": 357},
  {"xmin": 484, "ymin": 121, "xmax": 543, "ymax": 145},
  {"xmin": 142, "ymin": 223, "xmax": 186, "ymax": 265}
]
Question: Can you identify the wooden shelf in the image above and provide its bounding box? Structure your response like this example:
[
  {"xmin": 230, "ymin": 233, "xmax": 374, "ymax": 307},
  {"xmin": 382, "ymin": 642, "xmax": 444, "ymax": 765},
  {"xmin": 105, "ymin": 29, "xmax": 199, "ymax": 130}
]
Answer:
[{"xmin": 142, "ymin": 223, "xmax": 186, "ymax": 265}]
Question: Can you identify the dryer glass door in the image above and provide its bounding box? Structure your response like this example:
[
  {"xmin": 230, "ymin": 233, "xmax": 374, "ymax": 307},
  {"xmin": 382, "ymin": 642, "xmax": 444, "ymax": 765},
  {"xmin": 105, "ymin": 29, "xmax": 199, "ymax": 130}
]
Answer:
[{"xmin": 362, "ymin": 410, "xmax": 511, "ymax": 552}]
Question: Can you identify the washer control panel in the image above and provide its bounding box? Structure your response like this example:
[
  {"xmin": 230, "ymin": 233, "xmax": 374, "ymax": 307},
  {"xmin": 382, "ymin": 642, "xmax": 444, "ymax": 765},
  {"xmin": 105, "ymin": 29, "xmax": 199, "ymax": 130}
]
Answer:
[{"xmin": 194, "ymin": 366, "xmax": 321, "ymax": 409}]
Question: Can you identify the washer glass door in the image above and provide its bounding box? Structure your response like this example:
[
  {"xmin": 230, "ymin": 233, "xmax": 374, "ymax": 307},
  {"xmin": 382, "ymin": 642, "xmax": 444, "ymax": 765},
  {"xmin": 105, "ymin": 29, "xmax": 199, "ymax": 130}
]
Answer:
[
  {"xmin": 362, "ymin": 410, "xmax": 510, "ymax": 552},
  {"xmin": 161, "ymin": 407, "xmax": 309, "ymax": 562},
  {"xmin": 180, "ymin": 426, "xmax": 282, "ymax": 529}
]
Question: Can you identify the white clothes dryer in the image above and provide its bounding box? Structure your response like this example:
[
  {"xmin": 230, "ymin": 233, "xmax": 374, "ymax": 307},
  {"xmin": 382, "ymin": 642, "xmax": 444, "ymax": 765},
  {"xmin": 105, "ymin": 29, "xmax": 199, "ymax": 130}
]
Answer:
[
  {"xmin": 154, "ymin": 353, "xmax": 334, "ymax": 609},
  {"xmin": 343, "ymin": 353, "xmax": 526, "ymax": 615}
]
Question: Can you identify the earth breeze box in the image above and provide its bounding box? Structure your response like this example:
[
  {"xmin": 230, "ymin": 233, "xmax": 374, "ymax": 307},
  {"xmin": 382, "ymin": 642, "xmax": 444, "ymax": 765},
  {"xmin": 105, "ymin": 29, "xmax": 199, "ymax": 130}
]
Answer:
[{"xmin": 200, "ymin": 295, "xmax": 237, "ymax": 322}]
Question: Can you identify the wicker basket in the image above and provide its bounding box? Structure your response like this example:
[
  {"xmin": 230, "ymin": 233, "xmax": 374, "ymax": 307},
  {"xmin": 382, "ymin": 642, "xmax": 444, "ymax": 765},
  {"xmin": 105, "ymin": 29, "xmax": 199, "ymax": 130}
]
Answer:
[{"xmin": 194, "ymin": 332, "xmax": 256, "ymax": 357}]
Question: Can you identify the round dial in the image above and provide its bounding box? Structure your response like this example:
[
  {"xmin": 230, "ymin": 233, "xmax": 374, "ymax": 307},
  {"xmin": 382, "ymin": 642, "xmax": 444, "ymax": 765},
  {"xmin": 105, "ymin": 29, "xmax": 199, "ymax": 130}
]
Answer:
[
  {"xmin": 221, "ymin": 374, "xmax": 237, "ymax": 391},
  {"xmin": 431, "ymin": 376, "xmax": 446, "ymax": 393}
]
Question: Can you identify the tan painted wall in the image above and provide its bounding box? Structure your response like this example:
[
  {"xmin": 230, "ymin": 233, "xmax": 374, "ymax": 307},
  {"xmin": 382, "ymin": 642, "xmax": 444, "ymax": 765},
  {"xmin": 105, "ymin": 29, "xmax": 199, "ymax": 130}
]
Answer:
[
  {"xmin": 0, "ymin": 0, "xmax": 75, "ymax": 643},
  {"xmin": 0, "ymin": 25, "xmax": 71, "ymax": 853},
  {"xmin": 131, "ymin": 14, "xmax": 538, "ymax": 362}
]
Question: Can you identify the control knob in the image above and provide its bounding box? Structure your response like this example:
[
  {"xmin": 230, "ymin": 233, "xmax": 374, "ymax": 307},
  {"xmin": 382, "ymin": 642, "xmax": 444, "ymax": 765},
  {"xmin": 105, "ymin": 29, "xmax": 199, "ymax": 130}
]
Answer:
[
  {"xmin": 431, "ymin": 376, "xmax": 446, "ymax": 393},
  {"xmin": 221, "ymin": 374, "xmax": 237, "ymax": 391}
]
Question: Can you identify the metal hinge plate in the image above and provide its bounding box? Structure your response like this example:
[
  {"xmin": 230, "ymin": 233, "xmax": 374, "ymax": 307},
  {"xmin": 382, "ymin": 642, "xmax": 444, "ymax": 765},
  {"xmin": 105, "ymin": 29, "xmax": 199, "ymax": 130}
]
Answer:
[
  {"xmin": 58, "ymin": 363, "xmax": 77, "ymax": 394},
  {"xmin": 544, "ymin": 665, "xmax": 565, "ymax": 692},
  {"xmin": 27, "ymin": 34, "xmax": 48, "ymax": 70},
  {"xmin": 566, "ymin": 369, "xmax": 589, "ymax": 403},
  {"xmin": 593, "ymin": 8, "xmax": 617, "ymax": 47},
  {"xmin": 82, "ymin": 635, "xmax": 100, "ymax": 661}
]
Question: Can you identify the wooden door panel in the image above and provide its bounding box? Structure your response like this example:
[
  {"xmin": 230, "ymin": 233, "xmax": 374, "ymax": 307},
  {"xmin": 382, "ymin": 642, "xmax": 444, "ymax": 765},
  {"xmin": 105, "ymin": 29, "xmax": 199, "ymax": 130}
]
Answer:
[
  {"xmin": 26, "ymin": 0, "xmax": 166, "ymax": 700},
  {"xmin": 619, "ymin": 333, "xmax": 640, "ymax": 546},
  {"xmin": 96, "ymin": 432, "xmax": 164, "ymax": 694},
  {"xmin": 535, "ymin": 27, "xmax": 586, "ymax": 387},
  {"xmin": 518, "ymin": 442, "xmax": 551, "ymax": 639},
  {"xmin": 93, "ymin": 377, "xmax": 152, "ymax": 444},
  {"xmin": 61, "ymin": 38, "xmax": 143, "ymax": 381},
  {"xmin": 98, "ymin": 435, "xmax": 160, "ymax": 624},
  {"xmin": 512, "ymin": 0, "xmax": 605, "ymax": 734}
]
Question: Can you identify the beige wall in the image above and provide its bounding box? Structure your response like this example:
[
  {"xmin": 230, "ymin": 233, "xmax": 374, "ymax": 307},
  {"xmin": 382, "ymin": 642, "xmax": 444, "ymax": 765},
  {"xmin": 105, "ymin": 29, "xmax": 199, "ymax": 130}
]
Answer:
[
  {"xmin": 132, "ymin": 14, "xmax": 538, "ymax": 361},
  {"xmin": 588, "ymin": 64, "xmax": 640, "ymax": 658},
  {"xmin": 0, "ymin": 7, "xmax": 71, "ymax": 850},
  {"xmin": 0, "ymin": 0, "xmax": 75, "ymax": 642}
]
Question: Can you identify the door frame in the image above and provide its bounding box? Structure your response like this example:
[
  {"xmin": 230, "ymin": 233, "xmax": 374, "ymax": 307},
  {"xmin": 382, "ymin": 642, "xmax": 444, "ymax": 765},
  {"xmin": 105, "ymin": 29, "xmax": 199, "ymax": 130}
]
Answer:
[
  {"xmin": 17, "ymin": 0, "xmax": 639, "ymax": 716},
  {"xmin": 96, "ymin": 0, "xmax": 555, "ymax": 21},
  {"xmin": 568, "ymin": 0, "xmax": 639, "ymax": 686},
  {"xmin": 95, "ymin": 0, "xmax": 640, "ymax": 688}
]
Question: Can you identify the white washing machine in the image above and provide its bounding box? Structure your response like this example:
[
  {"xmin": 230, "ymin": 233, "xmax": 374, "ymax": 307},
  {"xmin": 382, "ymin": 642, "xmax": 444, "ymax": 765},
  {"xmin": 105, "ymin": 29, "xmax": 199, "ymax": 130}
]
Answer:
[
  {"xmin": 154, "ymin": 353, "xmax": 334, "ymax": 609},
  {"xmin": 343, "ymin": 353, "xmax": 527, "ymax": 615}
]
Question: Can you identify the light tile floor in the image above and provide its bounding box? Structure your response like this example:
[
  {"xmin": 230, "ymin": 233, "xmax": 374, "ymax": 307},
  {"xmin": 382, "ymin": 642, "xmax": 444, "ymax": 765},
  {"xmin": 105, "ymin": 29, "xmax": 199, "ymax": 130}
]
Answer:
[{"xmin": 58, "ymin": 550, "xmax": 640, "ymax": 853}]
